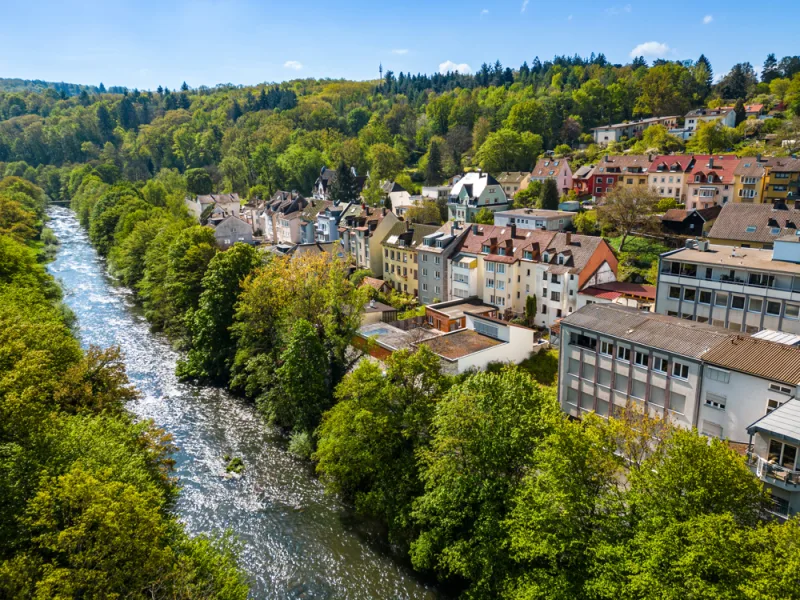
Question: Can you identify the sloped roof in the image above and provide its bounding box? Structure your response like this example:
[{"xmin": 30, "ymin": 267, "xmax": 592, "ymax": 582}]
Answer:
[
  {"xmin": 382, "ymin": 222, "xmax": 440, "ymax": 250},
  {"xmin": 532, "ymin": 158, "xmax": 568, "ymax": 178},
  {"xmin": 733, "ymin": 159, "xmax": 766, "ymax": 178},
  {"xmin": 748, "ymin": 400, "xmax": 800, "ymax": 445},
  {"xmin": 563, "ymin": 304, "xmax": 734, "ymax": 358},
  {"xmin": 648, "ymin": 155, "xmax": 695, "ymax": 174},
  {"xmin": 708, "ymin": 202, "xmax": 800, "ymax": 244},
  {"xmin": 662, "ymin": 206, "xmax": 721, "ymax": 223},
  {"xmin": 300, "ymin": 199, "xmax": 333, "ymax": 222},
  {"xmin": 450, "ymin": 172, "xmax": 500, "ymax": 199},
  {"xmin": 574, "ymin": 164, "xmax": 595, "ymax": 179},
  {"xmin": 703, "ymin": 336, "xmax": 800, "ymax": 385},
  {"xmin": 595, "ymin": 154, "xmax": 653, "ymax": 174},
  {"xmin": 495, "ymin": 172, "xmax": 529, "ymax": 185},
  {"xmin": 361, "ymin": 276, "xmax": 388, "ymax": 291},
  {"xmin": 686, "ymin": 155, "xmax": 740, "ymax": 185},
  {"xmin": 764, "ymin": 157, "xmax": 800, "ymax": 173},
  {"xmin": 581, "ymin": 282, "xmax": 656, "ymax": 300}
]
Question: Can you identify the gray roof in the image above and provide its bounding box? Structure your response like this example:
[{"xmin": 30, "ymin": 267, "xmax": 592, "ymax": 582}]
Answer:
[
  {"xmin": 561, "ymin": 304, "xmax": 734, "ymax": 359},
  {"xmin": 708, "ymin": 203, "xmax": 800, "ymax": 244},
  {"xmin": 748, "ymin": 399, "xmax": 800, "ymax": 445}
]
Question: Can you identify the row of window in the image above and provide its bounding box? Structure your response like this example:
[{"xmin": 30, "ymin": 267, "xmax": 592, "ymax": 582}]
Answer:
[
  {"xmin": 564, "ymin": 372, "xmax": 688, "ymax": 414},
  {"xmin": 420, "ymin": 283, "xmax": 441, "ymax": 295},
  {"xmin": 570, "ymin": 334, "xmax": 691, "ymax": 380},
  {"xmin": 421, "ymin": 268, "xmax": 441, "ymax": 279},
  {"xmin": 421, "ymin": 254, "xmax": 442, "ymax": 264},
  {"xmin": 667, "ymin": 286, "xmax": 800, "ymax": 319}
]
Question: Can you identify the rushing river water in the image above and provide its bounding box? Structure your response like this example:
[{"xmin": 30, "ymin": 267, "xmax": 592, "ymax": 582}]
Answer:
[{"xmin": 46, "ymin": 206, "xmax": 437, "ymax": 600}]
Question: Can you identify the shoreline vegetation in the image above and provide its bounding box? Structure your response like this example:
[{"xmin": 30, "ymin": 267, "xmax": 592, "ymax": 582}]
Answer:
[{"xmin": 0, "ymin": 176, "xmax": 249, "ymax": 598}]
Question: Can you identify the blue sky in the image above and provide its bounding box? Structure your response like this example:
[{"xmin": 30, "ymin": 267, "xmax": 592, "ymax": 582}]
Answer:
[{"xmin": 0, "ymin": 0, "xmax": 797, "ymax": 90}]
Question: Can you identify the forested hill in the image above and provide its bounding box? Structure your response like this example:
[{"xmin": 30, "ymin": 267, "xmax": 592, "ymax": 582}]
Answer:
[
  {"xmin": 0, "ymin": 77, "xmax": 104, "ymax": 96},
  {"xmin": 1, "ymin": 52, "xmax": 799, "ymax": 202}
]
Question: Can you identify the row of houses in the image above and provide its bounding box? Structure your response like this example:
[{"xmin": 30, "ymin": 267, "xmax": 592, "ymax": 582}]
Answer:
[{"xmin": 590, "ymin": 104, "xmax": 769, "ymax": 145}]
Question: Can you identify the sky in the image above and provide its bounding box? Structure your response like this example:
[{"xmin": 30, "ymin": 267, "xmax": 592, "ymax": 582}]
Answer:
[{"xmin": 0, "ymin": 0, "xmax": 797, "ymax": 90}]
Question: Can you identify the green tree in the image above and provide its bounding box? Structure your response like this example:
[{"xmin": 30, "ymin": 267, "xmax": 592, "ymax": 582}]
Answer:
[
  {"xmin": 504, "ymin": 99, "xmax": 545, "ymax": 135},
  {"xmin": 260, "ymin": 319, "xmax": 329, "ymax": 432},
  {"xmin": 367, "ymin": 143, "xmax": 402, "ymax": 181},
  {"xmin": 328, "ymin": 161, "xmax": 360, "ymax": 204},
  {"xmin": 474, "ymin": 207, "xmax": 495, "ymax": 224},
  {"xmin": 424, "ymin": 139, "xmax": 444, "ymax": 185},
  {"xmin": 540, "ymin": 178, "xmax": 560, "ymax": 210},
  {"xmin": 179, "ymin": 243, "xmax": 261, "ymax": 383},
  {"xmin": 573, "ymin": 210, "xmax": 598, "ymax": 234},
  {"xmin": 597, "ymin": 184, "xmax": 660, "ymax": 250},
  {"xmin": 186, "ymin": 168, "xmax": 213, "ymax": 195},
  {"xmin": 691, "ymin": 120, "xmax": 735, "ymax": 154},
  {"xmin": 411, "ymin": 369, "xmax": 559, "ymax": 596},
  {"xmin": 315, "ymin": 347, "xmax": 449, "ymax": 544},
  {"xmin": 475, "ymin": 129, "xmax": 543, "ymax": 173},
  {"xmin": 406, "ymin": 200, "xmax": 443, "ymax": 225},
  {"xmin": 524, "ymin": 294, "xmax": 537, "ymax": 327},
  {"xmin": 512, "ymin": 181, "xmax": 542, "ymax": 208}
]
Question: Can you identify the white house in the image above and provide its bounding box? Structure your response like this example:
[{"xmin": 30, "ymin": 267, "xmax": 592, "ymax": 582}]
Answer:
[{"xmin": 447, "ymin": 172, "xmax": 510, "ymax": 222}]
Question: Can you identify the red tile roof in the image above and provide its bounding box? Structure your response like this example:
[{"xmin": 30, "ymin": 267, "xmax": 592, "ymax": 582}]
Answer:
[
  {"xmin": 687, "ymin": 155, "xmax": 740, "ymax": 185},
  {"xmin": 582, "ymin": 282, "xmax": 656, "ymax": 300},
  {"xmin": 648, "ymin": 155, "xmax": 695, "ymax": 173}
]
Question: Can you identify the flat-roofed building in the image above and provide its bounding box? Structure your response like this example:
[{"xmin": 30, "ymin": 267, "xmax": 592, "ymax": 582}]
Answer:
[
  {"xmin": 492, "ymin": 208, "xmax": 576, "ymax": 231},
  {"xmin": 656, "ymin": 239, "xmax": 800, "ymax": 334}
]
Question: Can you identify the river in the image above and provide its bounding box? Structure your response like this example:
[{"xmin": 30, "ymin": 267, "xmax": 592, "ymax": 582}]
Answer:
[{"xmin": 46, "ymin": 206, "xmax": 437, "ymax": 600}]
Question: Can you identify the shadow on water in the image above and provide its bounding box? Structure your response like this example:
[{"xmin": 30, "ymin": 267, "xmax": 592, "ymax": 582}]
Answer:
[{"xmin": 46, "ymin": 206, "xmax": 440, "ymax": 600}]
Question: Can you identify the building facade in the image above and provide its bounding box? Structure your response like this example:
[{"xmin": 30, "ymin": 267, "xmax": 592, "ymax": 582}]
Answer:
[
  {"xmin": 591, "ymin": 154, "xmax": 653, "ymax": 201},
  {"xmin": 530, "ymin": 158, "xmax": 573, "ymax": 196},
  {"xmin": 655, "ymin": 239, "xmax": 800, "ymax": 335},
  {"xmin": 447, "ymin": 172, "xmax": 510, "ymax": 222},
  {"xmin": 381, "ymin": 222, "xmax": 440, "ymax": 297},
  {"xmin": 416, "ymin": 222, "xmax": 469, "ymax": 305},
  {"xmin": 492, "ymin": 208, "xmax": 576, "ymax": 230}
]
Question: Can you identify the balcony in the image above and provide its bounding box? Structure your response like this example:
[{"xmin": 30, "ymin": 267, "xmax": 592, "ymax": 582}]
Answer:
[{"xmin": 748, "ymin": 452, "xmax": 800, "ymax": 489}]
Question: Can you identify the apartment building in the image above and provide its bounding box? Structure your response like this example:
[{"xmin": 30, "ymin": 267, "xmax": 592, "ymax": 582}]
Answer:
[
  {"xmin": 591, "ymin": 154, "xmax": 653, "ymax": 201},
  {"xmin": 572, "ymin": 164, "xmax": 595, "ymax": 197},
  {"xmin": 262, "ymin": 191, "xmax": 307, "ymax": 244},
  {"xmin": 732, "ymin": 159, "xmax": 766, "ymax": 204},
  {"xmin": 448, "ymin": 224, "xmax": 618, "ymax": 326},
  {"xmin": 381, "ymin": 221, "xmax": 440, "ymax": 297},
  {"xmin": 447, "ymin": 172, "xmax": 509, "ymax": 222},
  {"xmin": 763, "ymin": 157, "xmax": 800, "ymax": 207},
  {"xmin": 530, "ymin": 158, "xmax": 573, "ymax": 196},
  {"xmin": 495, "ymin": 171, "xmax": 532, "ymax": 197},
  {"xmin": 297, "ymin": 199, "xmax": 333, "ymax": 244},
  {"xmin": 416, "ymin": 222, "xmax": 469, "ymax": 305},
  {"xmin": 684, "ymin": 155, "xmax": 739, "ymax": 210},
  {"xmin": 339, "ymin": 204, "xmax": 400, "ymax": 276},
  {"xmin": 558, "ymin": 303, "xmax": 800, "ymax": 444},
  {"xmin": 655, "ymin": 238, "xmax": 800, "ymax": 335},
  {"xmin": 707, "ymin": 202, "xmax": 800, "ymax": 249},
  {"xmin": 647, "ymin": 155, "xmax": 695, "ymax": 203},
  {"xmin": 590, "ymin": 116, "xmax": 679, "ymax": 145},
  {"xmin": 683, "ymin": 107, "xmax": 736, "ymax": 136},
  {"xmin": 492, "ymin": 208, "xmax": 576, "ymax": 231}
]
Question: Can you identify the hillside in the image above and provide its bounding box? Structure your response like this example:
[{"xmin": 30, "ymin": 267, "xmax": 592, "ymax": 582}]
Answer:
[{"xmin": 0, "ymin": 52, "xmax": 798, "ymax": 202}]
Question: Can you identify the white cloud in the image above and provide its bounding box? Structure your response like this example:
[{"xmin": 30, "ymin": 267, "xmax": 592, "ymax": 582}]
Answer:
[
  {"xmin": 392, "ymin": 49, "xmax": 409, "ymax": 55},
  {"xmin": 284, "ymin": 60, "xmax": 303, "ymax": 70},
  {"xmin": 439, "ymin": 60, "xmax": 472, "ymax": 75},
  {"xmin": 481, "ymin": 8, "xmax": 489, "ymax": 15},
  {"xmin": 606, "ymin": 3, "xmax": 631, "ymax": 15},
  {"xmin": 521, "ymin": 0, "xmax": 529, "ymax": 13},
  {"xmin": 703, "ymin": 14, "xmax": 713, "ymax": 24},
  {"xmin": 629, "ymin": 41, "xmax": 671, "ymax": 58}
]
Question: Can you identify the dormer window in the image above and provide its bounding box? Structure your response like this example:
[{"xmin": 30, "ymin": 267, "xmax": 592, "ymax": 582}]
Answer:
[
  {"xmin": 482, "ymin": 244, "xmax": 491, "ymax": 253},
  {"xmin": 498, "ymin": 248, "xmax": 506, "ymax": 256},
  {"xmin": 557, "ymin": 255, "xmax": 565, "ymax": 265},
  {"xmin": 523, "ymin": 251, "xmax": 533, "ymax": 260},
  {"xmin": 542, "ymin": 252, "xmax": 550, "ymax": 262},
  {"xmin": 695, "ymin": 174, "xmax": 702, "ymax": 182}
]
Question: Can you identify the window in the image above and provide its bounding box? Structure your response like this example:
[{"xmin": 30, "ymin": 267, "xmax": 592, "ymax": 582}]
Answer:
[
  {"xmin": 731, "ymin": 295, "xmax": 745, "ymax": 310},
  {"xmin": 543, "ymin": 272, "xmax": 548, "ymax": 280},
  {"xmin": 486, "ymin": 279, "xmax": 494, "ymax": 288},
  {"xmin": 714, "ymin": 292, "xmax": 728, "ymax": 307},
  {"xmin": 600, "ymin": 341, "xmax": 612, "ymax": 356},
  {"xmin": 769, "ymin": 440, "xmax": 798, "ymax": 470},
  {"xmin": 745, "ymin": 226, "xmax": 757, "ymax": 233},
  {"xmin": 705, "ymin": 392, "xmax": 727, "ymax": 410},
  {"xmin": 650, "ymin": 385, "xmax": 666, "ymax": 407},
  {"xmin": 670, "ymin": 392, "xmax": 686, "ymax": 414},
  {"xmin": 707, "ymin": 367, "xmax": 730, "ymax": 383},
  {"xmin": 598, "ymin": 368, "xmax": 612, "ymax": 387},
  {"xmin": 699, "ymin": 290, "xmax": 711, "ymax": 304},
  {"xmin": 551, "ymin": 291, "xmax": 561, "ymax": 301},
  {"xmin": 748, "ymin": 298, "xmax": 763, "ymax": 313},
  {"xmin": 615, "ymin": 374, "xmax": 629, "ymax": 393},
  {"xmin": 769, "ymin": 383, "xmax": 792, "ymax": 395},
  {"xmin": 631, "ymin": 379, "xmax": 646, "ymax": 399},
  {"xmin": 568, "ymin": 358, "xmax": 581, "ymax": 374},
  {"xmin": 497, "ymin": 280, "xmax": 505, "ymax": 291},
  {"xmin": 634, "ymin": 351, "xmax": 647, "ymax": 367},
  {"xmin": 422, "ymin": 268, "xmax": 428, "ymax": 277},
  {"xmin": 497, "ymin": 264, "xmax": 506, "ymax": 274},
  {"xmin": 422, "ymin": 283, "xmax": 428, "ymax": 292},
  {"xmin": 767, "ymin": 399, "xmax": 785, "ymax": 414},
  {"xmin": 486, "ymin": 262, "xmax": 495, "ymax": 272},
  {"xmin": 786, "ymin": 303, "xmax": 799, "ymax": 319},
  {"xmin": 570, "ymin": 333, "xmax": 597, "ymax": 350},
  {"xmin": 683, "ymin": 288, "xmax": 696, "ymax": 302},
  {"xmin": 434, "ymin": 256, "xmax": 441, "ymax": 264},
  {"xmin": 669, "ymin": 286, "xmax": 681, "ymax": 299},
  {"xmin": 672, "ymin": 362, "xmax": 689, "ymax": 380},
  {"xmin": 583, "ymin": 363, "xmax": 596, "ymax": 382},
  {"xmin": 766, "ymin": 301, "xmax": 781, "ymax": 316},
  {"xmin": 422, "ymin": 254, "xmax": 428, "ymax": 262},
  {"xmin": 616, "ymin": 346, "xmax": 631, "ymax": 362},
  {"xmin": 701, "ymin": 420, "xmax": 722, "ymax": 438},
  {"xmin": 653, "ymin": 357, "xmax": 668, "ymax": 373}
]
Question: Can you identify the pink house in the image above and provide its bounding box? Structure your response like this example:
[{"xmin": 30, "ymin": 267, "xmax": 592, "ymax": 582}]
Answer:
[{"xmin": 529, "ymin": 158, "xmax": 573, "ymax": 196}]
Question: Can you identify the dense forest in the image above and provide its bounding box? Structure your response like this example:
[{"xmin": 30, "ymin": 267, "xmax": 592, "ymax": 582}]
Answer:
[{"xmin": 2, "ymin": 53, "xmax": 800, "ymax": 203}]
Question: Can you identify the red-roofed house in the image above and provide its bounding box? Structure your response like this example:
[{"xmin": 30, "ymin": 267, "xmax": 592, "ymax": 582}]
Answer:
[
  {"xmin": 448, "ymin": 224, "xmax": 619, "ymax": 327},
  {"xmin": 647, "ymin": 155, "xmax": 696, "ymax": 203},
  {"xmin": 578, "ymin": 281, "xmax": 656, "ymax": 311},
  {"xmin": 684, "ymin": 155, "xmax": 741, "ymax": 210}
]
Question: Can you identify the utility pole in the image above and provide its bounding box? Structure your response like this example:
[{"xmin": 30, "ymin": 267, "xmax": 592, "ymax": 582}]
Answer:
[{"xmin": 379, "ymin": 63, "xmax": 383, "ymax": 82}]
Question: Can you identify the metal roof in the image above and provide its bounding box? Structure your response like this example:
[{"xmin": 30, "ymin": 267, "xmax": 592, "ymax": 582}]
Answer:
[
  {"xmin": 747, "ymin": 399, "xmax": 800, "ymax": 445},
  {"xmin": 561, "ymin": 304, "xmax": 734, "ymax": 359},
  {"xmin": 752, "ymin": 329, "xmax": 800, "ymax": 346},
  {"xmin": 701, "ymin": 336, "xmax": 800, "ymax": 385}
]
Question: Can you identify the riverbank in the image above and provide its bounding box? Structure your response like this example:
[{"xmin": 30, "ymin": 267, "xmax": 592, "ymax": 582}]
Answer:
[{"xmin": 47, "ymin": 206, "xmax": 436, "ymax": 598}]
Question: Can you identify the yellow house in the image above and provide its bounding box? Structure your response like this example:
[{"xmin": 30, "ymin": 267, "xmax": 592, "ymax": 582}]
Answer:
[
  {"xmin": 732, "ymin": 159, "xmax": 766, "ymax": 204},
  {"xmin": 763, "ymin": 157, "xmax": 800, "ymax": 208},
  {"xmin": 381, "ymin": 221, "xmax": 439, "ymax": 298}
]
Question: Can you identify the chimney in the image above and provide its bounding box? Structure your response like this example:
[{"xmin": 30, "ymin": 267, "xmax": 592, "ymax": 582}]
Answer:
[
  {"xmin": 472, "ymin": 224, "xmax": 479, "ymax": 234},
  {"xmin": 707, "ymin": 157, "xmax": 714, "ymax": 169},
  {"xmin": 604, "ymin": 154, "xmax": 610, "ymax": 162},
  {"xmin": 382, "ymin": 207, "xmax": 387, "ymax": 216},
  {"xmin": 566, "ymin": 232, "xmax": 572, "ymax": 245},
  {"xmin": 510, "ymin": 224, "xmax": 516, "ymax": 238},
  {"xmin": 756, "ymin": 153, "xmax": 762, "ymax": 162},
  {"xmin": 405, "ymin": 220, "xmax": 410, "ymax": 231}
]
